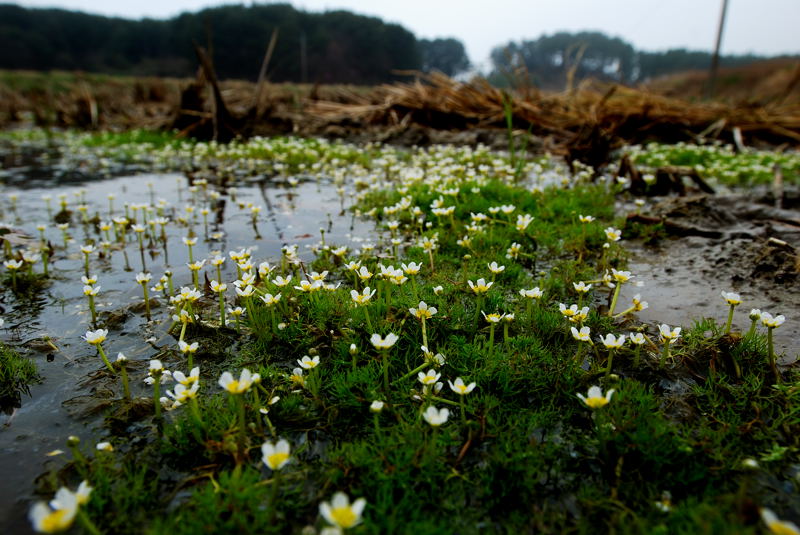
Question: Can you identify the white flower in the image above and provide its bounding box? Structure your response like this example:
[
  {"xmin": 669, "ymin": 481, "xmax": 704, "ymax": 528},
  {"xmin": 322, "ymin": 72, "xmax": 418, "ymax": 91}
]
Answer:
[
  {"xmin": 487, "ymin": 261, "xmax": 505, "ymax": 274},
  {"xmin": 178, "ymin": 340, "xmax": 199, "ymax": 354},
  {"xmin": 604, "ymin": 227, "xmax": 621, "ymax": 241},
  {"xmin": 235, "ymin": 285, "xmax": 255, "ymax": 297},
  {"xmin": 210, "ymin": 280, "xmax": 227, "ymax": 293},
  {"xmin": 298, "ymin": 355, "xmax": 320, "ymax": 369},
  {"xmin": 519, "ymin": 287, "xmax": 543, "ymax": 299},
  {"xmin": 629, "ymin": 333, "xmax": 645, "ymax": 345},
  {"xmin": 577, "ymin": 386, "xmax": 615, "ymax": 409},
  {"xmin": 218, "ymin": 368, "xmax": 254, "ymax": 394},
  {"xmin": 410, "ymin": 301, "xmax": 437, "ymax": 320},
  {"xmin": 401, "ymin": 262, "xmax": 422, "ymax": 275},
  {"xmin": 422, "ymin": 406, "xmax": 450, "ymax": 426},
  {"xmin": 448, "ymin": 377, "xmax": 476, "ymax": 396},
  {"xmin": 261, "ymin": 439, "xmax": 291, "ymax": 471},
  {"xmin": 370, "ymin": 400, "xmax": 385, "ymax": 413},
  {"xmin": 761, "ymin": 312, "xmax": 786, "ymax": 328},
  {"xmin": 370, "ymin": 333, "xmax": 398, "ymax": 350},
  {"xmin": 468, "ymin": 278, "xmax": 493, "ymax": 294},
  {"xmin": 610, "ymin": 268, "xmax": 631, "ymax": 283},
  {"xmin": 571, "ymin": 326, "xmax": 591, "ymax": 342},
  {"xmin": 172, "ymin": 367, "xmax": 200, "ymax": 385},
  {"xmin": 721, "ymin": 291, "xmax": 741, "ymax": 305},
  {"xmin": 573, "ymin": 281, "xmax": 592, "ymax": 293},
  {"xmin": 319, "ymin": 492, "xmax": 367, "ymax": 529},
  {"xmin": 658, "ymin": 324, "xmax": 682, "ymax": 343},
  {"xmin": 760, "ymin": 508, "xmax": 800, "ymax": 535},
  {"xmin": 350, "ymin": 287, "xmax": 376, "ymax": 305},
  {"xmin": 29, "ymin": 486, "xmax": 79, "ymax": 533},
  {"xmin": 82, "ymin": 329, "xmax": 108, "ymax": 345},
  {"xmin": 599, "ymin": 333, "xmax": 626, "ymax": 349},
  {"xmin": 417, "ymin": 369, "xmax": 441, "ymax": 385}
]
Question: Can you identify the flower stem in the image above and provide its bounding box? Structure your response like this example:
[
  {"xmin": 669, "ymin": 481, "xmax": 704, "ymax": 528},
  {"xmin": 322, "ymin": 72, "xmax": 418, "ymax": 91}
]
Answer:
[
  {"xmin": 767, "ymin": 327, "xmax": 780, "ymax": 384},
  {"xmin": 382, "ymin": 350, "xmax": 390, "ymax": 393},
  {"xmin": 724, "ymin": 305, "xmax": 735, "ymax": 334},
  {"xmin": 88, "ymin": 295, "xmax": 97, "ymax": 325},
  {"xmin": 153, "ymin": 376, "xmax": 161, "ymax": 419},
  {"xmin": 142, "ymin": 284, "xmax": 151, "ymax": 320},
  {"xmin": 363, "ymin": 306, "xmax": 373, "ymax": 333},
  {"xmin": 393, "ymin": 362, "xmax": 428, "ymax": 385},
  {"xmin": 747, "ymin": 319, "xmax": 758, "ymax": 337},
  {"xmin": 77, "ymin": 509, "xmax": 102, "ymax": 535},
  {"xmin": 119, "ymin": 364, "xmax": 130, "ymax": 400},
  {"xmin": 605, "ymin": 348, "xmax": 614, "ymax": 377},
  {"xmin": 266, "ymin": 468, "xmax": 282, "ymax": 525},
  {"xmin": 236, "ymin": 395, "xmax": 247, "ymax": 459},
  {"xmin": 608, "ymin": 283, "xmax": 622, "ymax": 317},
  {"xmin": 97, "ymin": 345, "xmax": 115, "ymax": 374},
  {"xmin": 659, "ymin": 342, "xmax": 670, "ymax": 368}
]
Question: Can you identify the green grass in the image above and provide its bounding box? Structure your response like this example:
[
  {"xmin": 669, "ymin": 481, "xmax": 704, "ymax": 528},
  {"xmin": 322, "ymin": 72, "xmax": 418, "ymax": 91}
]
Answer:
[
  {"xmin": 0, "ymin": 342, "xmax": 39, "ymax": 410},
  {"xmin": 626, "ymin": 141, "xmax": 800, "ymax": 186}
]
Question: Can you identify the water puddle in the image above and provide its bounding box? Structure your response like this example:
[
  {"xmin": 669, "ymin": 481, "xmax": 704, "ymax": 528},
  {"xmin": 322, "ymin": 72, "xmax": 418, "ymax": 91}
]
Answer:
[{"xmin": 0, "ymin": 164, "xmax": 373, "ymax": 531}]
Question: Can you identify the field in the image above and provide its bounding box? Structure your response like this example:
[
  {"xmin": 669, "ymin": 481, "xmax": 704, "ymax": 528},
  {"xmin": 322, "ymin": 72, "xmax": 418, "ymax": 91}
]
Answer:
[{"xmin": 0, "ymin": 85, "xmax": 798, "ymax": 535}]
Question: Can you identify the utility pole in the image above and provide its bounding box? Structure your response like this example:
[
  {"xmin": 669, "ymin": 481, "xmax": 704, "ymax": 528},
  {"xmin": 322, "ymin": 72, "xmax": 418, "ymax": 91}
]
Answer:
[{"xmin": 707, "ymin": 0, "xmax": 729, "ymax": 99}]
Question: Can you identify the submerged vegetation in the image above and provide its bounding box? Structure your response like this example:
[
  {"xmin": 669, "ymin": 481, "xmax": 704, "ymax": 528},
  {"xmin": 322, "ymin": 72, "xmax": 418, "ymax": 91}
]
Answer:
[{"xmin": 0, "ymin": 131, "xmax": 797, "ymax": 533}]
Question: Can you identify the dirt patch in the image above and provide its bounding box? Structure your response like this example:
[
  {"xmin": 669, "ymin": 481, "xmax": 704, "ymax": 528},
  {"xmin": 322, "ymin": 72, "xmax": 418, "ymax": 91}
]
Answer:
[{"xmin": 622, "ymin": 190, "xmax": 800, "ymax": 360}]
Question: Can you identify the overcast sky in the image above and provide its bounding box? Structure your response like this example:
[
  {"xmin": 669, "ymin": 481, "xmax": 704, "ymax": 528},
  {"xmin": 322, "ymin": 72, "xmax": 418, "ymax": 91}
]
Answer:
[{"xmin": 13, "ymin": 0, "xmax": 800, "ymax": 70}]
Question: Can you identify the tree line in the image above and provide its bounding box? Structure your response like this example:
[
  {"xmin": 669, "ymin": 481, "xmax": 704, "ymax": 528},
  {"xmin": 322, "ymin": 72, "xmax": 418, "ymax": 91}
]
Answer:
[
  {"xmin": 488, "ymin": 31, "xmax": 788, "ymax": 89},
  {"xmin": 0, "ymin": 4, "xmax": 791, "ymax": 86}
]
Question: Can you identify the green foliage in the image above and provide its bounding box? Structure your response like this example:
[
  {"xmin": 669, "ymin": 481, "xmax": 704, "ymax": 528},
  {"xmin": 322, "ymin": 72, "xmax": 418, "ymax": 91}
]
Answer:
[
  {"xmin": 627, "ymin": 141, "xmax": 800, "ymax": 186},
  {"xmin": 0, "ymin": 342, "xmax": 38, "ymax": 410}
]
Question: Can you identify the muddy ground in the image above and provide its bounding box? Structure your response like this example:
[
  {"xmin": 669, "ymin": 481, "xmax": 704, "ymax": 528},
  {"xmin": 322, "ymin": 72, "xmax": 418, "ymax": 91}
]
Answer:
[{"xmin": 623, "ymin": 188, "xmax": 800, "ymax": 360}]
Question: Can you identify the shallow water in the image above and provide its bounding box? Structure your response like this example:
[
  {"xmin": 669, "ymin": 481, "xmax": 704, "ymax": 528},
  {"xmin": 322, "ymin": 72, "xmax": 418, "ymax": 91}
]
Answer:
[
  {"xmin": 622, "ymin": 242, "xmax": 800, "ymax": 362},
  {"xmin": 0, "ymin": 167, "xmax": 374, "ymax": 533}
]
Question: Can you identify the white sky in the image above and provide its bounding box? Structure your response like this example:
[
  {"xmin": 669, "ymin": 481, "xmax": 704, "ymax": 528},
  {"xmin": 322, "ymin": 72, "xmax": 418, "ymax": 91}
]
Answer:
[{"xmin": 12, "ymin": 0, "xmax": 800, "ymax": 70}]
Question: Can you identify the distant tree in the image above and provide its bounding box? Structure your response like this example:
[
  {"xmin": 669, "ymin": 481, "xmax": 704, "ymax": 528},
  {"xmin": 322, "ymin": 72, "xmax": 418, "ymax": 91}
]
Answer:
[
  {"xmin": 490, "ymin": 31, "xmax": 635, "ymax": 89},
  {"xmin": 0, "ymin": 3, "xmax": 422, "ymax": 84},
  {"xmin": 636, "ymin": 49, "xmax": 765, "ymax": 80},
  {"xmin": 488, "ymin": 31, "xmax": 784, "ymax": 88},
  {"xmin": 418, "ymin": 38, "xmax": 470, "ymax": 76}
]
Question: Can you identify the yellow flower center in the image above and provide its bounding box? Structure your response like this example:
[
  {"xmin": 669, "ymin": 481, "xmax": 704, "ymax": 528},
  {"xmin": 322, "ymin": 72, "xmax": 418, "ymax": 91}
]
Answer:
[
  {"xmin": 41, "ymin": 509, "xmax": 73, "ymax": 533},
  {"xmin": 584, "ymin": 397, "xmax": 609, "ymax": 409},
  {"xmin": 267, "ymin": 452, "xmax": 289, "ymax": 470},
  {"xmin": 767, "ymin": 521, "xmax": 800, "ymax": 535},
  {"xmin": 456, "ymin": 385, "xmax": 468, "ymax": 394},
  {"xmin": 330, "ymin": 506, "xmax": 358, "ymax": 528},
  {"xmin": 225, "ymin": 380, "xmax": 241, "ymax": 393}
]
